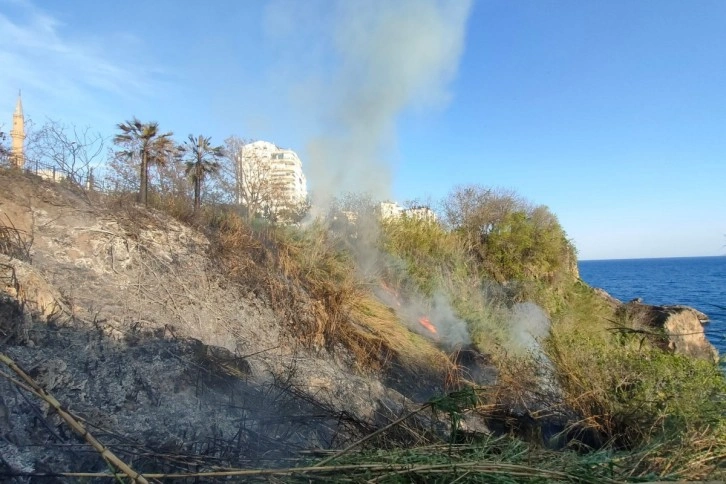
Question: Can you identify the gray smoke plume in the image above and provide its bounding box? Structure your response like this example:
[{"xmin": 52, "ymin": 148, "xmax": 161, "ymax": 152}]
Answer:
[
  {"xmin": 312, "ymin": 0, "xmax": 471, "ymax": 208},
  {"xmin": 509, "ymin": 302, "xmax": 551, "ymax": 356},
  {"xmin": 424, "ymin": 291, "xmax": 472, "ymax": 349},
  {"xmin": 268, "ymin": 0, "xmax": 472, "ymax": 213},
  {"xmin": 265, "ymin": 0, "xmax": 474, "ymax": 350},
  {"xmin": 375, "ymin": 283, "xmax": 471, "ymax": 351}
]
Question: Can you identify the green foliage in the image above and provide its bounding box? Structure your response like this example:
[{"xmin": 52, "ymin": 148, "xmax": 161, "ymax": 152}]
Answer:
[
  {"xmin": 428, "ymin": 388, "xmax": 479, "ymax": 443},
  {"xmin": 442, "ymin": 185, "xmax": 577, "ymax": 285},
  {"xmin": 484, "ymin": 208, "xmax": 572, "ymax": 282},
  {"xmin": 307, "ymin": 432, "xmax": 700, "ymax": 483},
  {"xmin": 380, "ymin": 216, "xmax": 468, "ymax": 296},
  {"xmin": 379, "ymin": 215, "xmax": 513, "ymax": 352}
]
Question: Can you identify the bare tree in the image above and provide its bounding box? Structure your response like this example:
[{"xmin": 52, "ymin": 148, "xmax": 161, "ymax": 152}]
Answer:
[
  {"xmin": 442, "ymin": 185, "xmax": 524, "ymax": 237},
  {"xmin": 23, "ymin": 119, "xmax": 105, "ymax": 188},
  {"xmin": 106, "ymin": 145, "xmax": 140, "ymax": 193},
  {"xmin": 152, "ymin": 154, "xmax": 189, "ymax": 201},
  {"xmin": 0, "ymin": 129, "xmax": 9, "ymax": 165},
  {"xmin": 223, "ymin": 136, "xmax": 277, "ymax": 222}
]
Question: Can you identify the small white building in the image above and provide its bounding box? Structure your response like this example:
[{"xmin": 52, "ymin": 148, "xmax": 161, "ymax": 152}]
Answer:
[
  {"xmin": 34, "ymin": 167, "xmax": 66, "ymax": 183},
  {"xmin": 379, "ymin": 201, "xmax": 437, "ymax": 223},
  {"xmin": 379, "ymin": 201, "xmax": 404, "ymax": 220}
]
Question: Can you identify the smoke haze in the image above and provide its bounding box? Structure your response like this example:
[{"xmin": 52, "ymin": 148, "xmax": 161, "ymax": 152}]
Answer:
[
  {"xmin": 509, "ymin": 302, "xmax": 551, "ymax": 355},
  {"xmin": 266, "ymin": 0, "xmax": 472, "ymax": 212},
  {"xmin": 264, "ymin": 1, "xmax": 560, "ymax": 366},
  {"xmin": 267, "ymin": 2, "xmax": 568, "ymax": 359}
]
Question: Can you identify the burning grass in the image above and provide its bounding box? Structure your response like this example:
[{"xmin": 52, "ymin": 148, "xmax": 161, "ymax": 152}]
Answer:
[
  {"xmin": 204, "ymin": 214, "xmax": 456, "ymax": 374},
  {"xmin": 206, "ymin": 208, "xmax": 725, "ymax": 480},
  {"xmin": 349, "ymin": 295, "xmax": 451, "ymax": 371}
]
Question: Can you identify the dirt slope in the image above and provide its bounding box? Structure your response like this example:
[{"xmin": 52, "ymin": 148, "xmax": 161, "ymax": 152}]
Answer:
[{"xmin": 0, "ymin": 171, "xmax": 461, "ymax": 478}]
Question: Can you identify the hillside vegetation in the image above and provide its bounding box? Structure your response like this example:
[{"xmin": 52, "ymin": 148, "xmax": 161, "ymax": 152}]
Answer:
[{"xmin": 0, "ymin": 160, "xmax": 724, "ymax": 482}]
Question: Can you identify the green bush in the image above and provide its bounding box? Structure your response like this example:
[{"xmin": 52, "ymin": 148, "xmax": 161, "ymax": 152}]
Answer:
[{"xmin": 442, "ymin": 185, "xmax": 577, "ymax": 285}]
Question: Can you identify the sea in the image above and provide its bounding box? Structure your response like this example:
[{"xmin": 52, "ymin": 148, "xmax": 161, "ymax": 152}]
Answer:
[{"xmin": 578, "ymin": 256, "xmax": 726, "ymax": 358}]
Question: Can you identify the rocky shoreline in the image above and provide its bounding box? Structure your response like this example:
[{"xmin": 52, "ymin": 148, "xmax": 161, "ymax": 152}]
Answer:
[{"xmin": 592, "ymin": 288, "xmax": 719, "ymax": 363}]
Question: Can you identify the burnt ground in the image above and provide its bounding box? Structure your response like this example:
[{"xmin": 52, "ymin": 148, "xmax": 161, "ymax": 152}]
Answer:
[{"xmin": 0, "ymin": 298, "xmax": 438, "ymax": 479}]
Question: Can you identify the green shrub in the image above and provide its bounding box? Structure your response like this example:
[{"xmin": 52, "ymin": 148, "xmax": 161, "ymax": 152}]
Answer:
[{"xmin": 442, "ymin": 185, "xmax": 577, "ymax": 285}]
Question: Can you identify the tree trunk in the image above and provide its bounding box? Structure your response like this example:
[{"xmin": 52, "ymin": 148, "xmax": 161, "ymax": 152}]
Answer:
[
  {"xmin": 139, "ymin": 150, "xmax": 148, "ymax": 205},
  {"xmin": 235, "ymin": 156, "xmax": 243, "ymax": 205},
  {"xmin": 193, "ymin": 169, "xmax": 201, "ymax": 211}
]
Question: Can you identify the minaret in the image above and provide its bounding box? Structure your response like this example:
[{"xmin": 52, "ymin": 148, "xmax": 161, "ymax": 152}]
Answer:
[{"xmin": 10, "ymin": 91, "xmax": 25, "ymax": 169}]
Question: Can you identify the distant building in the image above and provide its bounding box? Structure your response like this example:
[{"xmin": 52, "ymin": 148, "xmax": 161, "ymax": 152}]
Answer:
[
  {"xmin": 379, "ymin": 201, "xmax": 437, "ymax": 222},
  {"xmin": 405, "ymin": 206, "xmax": 437, "ymax": 222},
  {"xmin": 379, "ymin": 201, "xmax": 404, "ymax": 220},
  {"xmin": 238, "ymin": 141, "xmax": 307, "ymax": 215},
  {"xmin": 10, "ymin": 91, "xmax": 25, "ymax": 168}
]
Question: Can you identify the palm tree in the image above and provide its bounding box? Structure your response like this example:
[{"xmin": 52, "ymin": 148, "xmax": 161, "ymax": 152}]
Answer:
[
  {"xmin": 113, "ymin": 118, "xmax": 175, "ymax": 205},
  {"xmin": 182, "ymin": 134, "xmax": 224, "ymax": 211}
]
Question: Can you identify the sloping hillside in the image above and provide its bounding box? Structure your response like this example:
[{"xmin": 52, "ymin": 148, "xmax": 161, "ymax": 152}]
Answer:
[
  {"xmin": 0, "ymin": 171, "xmax": 476, "ymax": 477},
  {"xmin": 1, "ymin": 170, "xmax": 723, "ymax": 482}
]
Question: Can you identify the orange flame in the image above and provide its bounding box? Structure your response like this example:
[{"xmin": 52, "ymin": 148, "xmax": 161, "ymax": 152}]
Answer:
[{"xmin": 418, "ymin": 316, "xmax": 438, "ymax": 334}]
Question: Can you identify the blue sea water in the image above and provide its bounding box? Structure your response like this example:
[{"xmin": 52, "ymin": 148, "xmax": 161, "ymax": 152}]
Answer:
[{"xmin": 578, "ymin": 256, "xmax": 726, "ymax": 356}]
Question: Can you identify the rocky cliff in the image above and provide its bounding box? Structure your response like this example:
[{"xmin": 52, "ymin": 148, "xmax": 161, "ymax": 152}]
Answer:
[
  {"xmin": 591, "ymin": 288, "xmax": 718, "ymax": 362},
  {"xmin": 621, "ymin": 300, "xmax": 718, "ymax": 362}
]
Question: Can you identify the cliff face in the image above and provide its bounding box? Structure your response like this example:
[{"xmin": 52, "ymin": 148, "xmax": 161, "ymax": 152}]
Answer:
[
  {"xmin": 591, "ymin": 285, "xmax": 719, "ymax": 362},
  {"xmin": 621, "ymin": 301, "xmax": 719, "ymax": 362},
  {"xmin": 0, "ymin": 172, "xmax": 456, "ymax": 476}
]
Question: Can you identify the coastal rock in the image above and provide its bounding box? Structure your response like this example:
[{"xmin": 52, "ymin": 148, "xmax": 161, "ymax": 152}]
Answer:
[
  {"xmin": 591, "ymin": 287, "xmax": 622, "ymax": 308},
  {"xmin": 622, "ymin": 301, "xmax": 718, "ymax": 362},
  {"xmin": 590, "ymin": 287, "xmax": 717, "ymax": 363}
]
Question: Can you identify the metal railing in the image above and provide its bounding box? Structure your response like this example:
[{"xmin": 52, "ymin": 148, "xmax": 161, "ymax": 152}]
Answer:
[{"xmin": 22, "ymin": 158, "xmax": 102, "ymax": 191}]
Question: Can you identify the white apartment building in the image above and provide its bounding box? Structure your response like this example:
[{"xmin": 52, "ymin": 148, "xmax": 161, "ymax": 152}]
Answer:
[
  {"xmin": 379, "ymin": 201, "xmax": 404, "ymax": 220},
  {"xmin": 379, "ymin": 201, "xmax": 437, "ymax": 223},
  {"xmin": 239, "ymin": 140, "xmax": 307, "ymax": 212}
]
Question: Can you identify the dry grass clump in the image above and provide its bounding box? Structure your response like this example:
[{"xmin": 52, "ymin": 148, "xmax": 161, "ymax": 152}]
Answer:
[
  {"xmin": 98, "ymin": 191, "xmax": 447, "ymax": 374},
  {"xmin": 274, "ymin": 224, "xmax": 363, "ymax": 348},
  {"xmin": 348, "ymin": 295, "xmax": 451, "ymax": 371},
  {"xmin": 208, "ymin": 210, "xmax": 265, "ymax": 277},
  {"xmin": 275, "ymin": 224, "xmax": 449, "ymax": 372},
  {"xmin": 202, "ymin": 215, "xmax": 446, "ymax": 373},
  {"xmin": 147, "ymin": 192, "xmax": 197, "ymax": 224},
  {"xmin": 482, "ymin": 283, "xmax": 726, "ymax": 480}
]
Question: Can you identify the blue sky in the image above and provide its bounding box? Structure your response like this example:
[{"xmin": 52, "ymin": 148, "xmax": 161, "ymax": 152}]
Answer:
[{"xmin": 1, "ymin": 0, "xmax": 725, "ymax": 260}]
